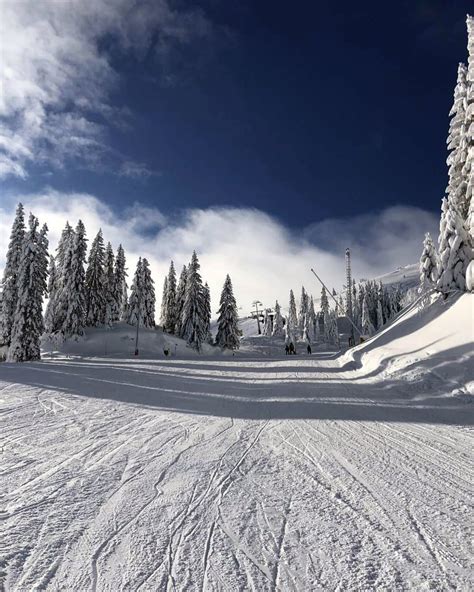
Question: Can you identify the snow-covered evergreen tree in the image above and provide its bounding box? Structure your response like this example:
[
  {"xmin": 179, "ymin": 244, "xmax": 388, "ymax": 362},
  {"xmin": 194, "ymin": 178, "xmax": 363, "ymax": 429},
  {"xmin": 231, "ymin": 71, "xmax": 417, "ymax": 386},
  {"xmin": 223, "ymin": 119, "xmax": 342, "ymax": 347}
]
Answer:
[
  {"xmin": 44, "ymin": 256, "xmax": 58, "ymax": 335},
  {"xmin": 181, "ymin": 252, "xmax": 207, "ymax": 350},
  {"xmin": 85, "ymin": 230, "xmax": 106, "ymax": 326},
  {"xmin": 203, "ymin": 282, "xmax": 212, "ymax": 344},
  {"xmin": 163, "ymin": 261, "xmax": 178, "ymax": 334},
  {"xmin": 320, "ymin": 286, "xmax": 329, "ymax": 337},
  {"xmin": 419, "ymin": 232, "xmax": 439, "ymax": 291},
  {"xmin": 446, "ymin": 63, "xmax": 469, "ymax": 218},
  {"xmin": 215, "ymin": 275, "xmax": 240, "ymax": 350},
  {"xmin": 437, "ymin": 198, "xmax": 473, "ymax": 293},
  {"xmin": 141, "ymin": 258, "xmax": 155, "ymax": 328},
  {"xmin": 272, "ymin": 300, "xmax": 284, "ymax": 337},
  {"xmin": 0, "ymin": 203, "xmax": 26, "ymax": 345},
  {"xmin": 262, "ymin": 309, "xmax": 272, "ymax": 336},
  {"xmin": 127, "ymin": 259, "xmax": 143, "ymax": 327},
  {"xmin": 361, "ymin": 295, "xmax": 375, "ymax": 336},
  {"xmin": 352, "ymin": 280, "xmax": 360, "ymax": 329},
  {"xmin": 120, "ymin": 282, "xmax": 128, "ymax": 321},
  {"xmin": 288, "ymin": 290, "xmax": 298, "ymax": 336},
  {"xmin": 298, "ymin": 286, "xmax": 308, "ymax": 337},
  {"xmin": 307, "ymin": 296, "xmax": 316, "ymax": 341},
  {"xmin": 463, "ymin": 15, "xmax": 474, "ymax": 221},
  {"xmin": 376, "ymin": 299, "xmax": 384, "ymax": 330},
  {"xmin": 326, "ymin": 310, "xmax": 339, "ymax": 347},
  {"xmin": 7, "ymin": 215, "xmax": 48, "ymax": 362},
  {"xmin": 175, "ymin": 265, "xmax": 187, "ymax": 338},
  {"xmin": 60, "ymin": 220, "xmax": 87, "ymax": 338},
  {"xmin": 113, "ymin": 245, "xmax": 127, "ymax": 322},
  {"xmin": 160, "ymin": 277, "xmax": 168, "ymax": 327},
  {"xmin": 56, "ymin": 222, "xmax": 74, "ymax": 276},
  {"xmin": 103, "ymin": 242, "xmax": 115, "ymax": 328}
]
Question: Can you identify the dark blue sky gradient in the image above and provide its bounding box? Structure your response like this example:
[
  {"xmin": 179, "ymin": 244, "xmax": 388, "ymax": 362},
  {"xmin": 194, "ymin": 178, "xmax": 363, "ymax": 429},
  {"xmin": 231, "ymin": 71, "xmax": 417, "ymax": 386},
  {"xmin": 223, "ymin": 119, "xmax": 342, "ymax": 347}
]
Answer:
[{"xmin": 6, "ymin": 0, "xmax": 473, "ymax": 227}]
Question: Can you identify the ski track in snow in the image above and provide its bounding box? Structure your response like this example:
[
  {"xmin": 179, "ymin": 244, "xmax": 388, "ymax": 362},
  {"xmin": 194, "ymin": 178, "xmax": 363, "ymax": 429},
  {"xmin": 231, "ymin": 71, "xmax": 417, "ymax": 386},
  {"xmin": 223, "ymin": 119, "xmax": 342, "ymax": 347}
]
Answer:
[{"xmin": 0, "ymin": 354, "xmax": 473, "ymax": 591}]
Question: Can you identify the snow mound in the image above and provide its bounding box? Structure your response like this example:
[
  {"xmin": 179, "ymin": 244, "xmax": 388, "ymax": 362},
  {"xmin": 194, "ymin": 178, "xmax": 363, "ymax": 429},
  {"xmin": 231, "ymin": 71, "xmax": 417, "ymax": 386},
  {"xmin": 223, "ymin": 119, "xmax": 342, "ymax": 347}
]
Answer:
[
  {"xmin": 345, "ymin": 293, "xmax": 474, "ymax": 394},
  {"xmin": 41, "ymin": 323, "xmax": 216, "ymax": 359}
]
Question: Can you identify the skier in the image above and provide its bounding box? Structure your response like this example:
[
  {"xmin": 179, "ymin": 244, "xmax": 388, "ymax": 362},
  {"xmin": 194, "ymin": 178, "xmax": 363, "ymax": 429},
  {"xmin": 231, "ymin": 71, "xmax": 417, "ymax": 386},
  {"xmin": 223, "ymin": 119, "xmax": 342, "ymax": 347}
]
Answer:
[
  {"xmin": 289, "ymin": 342, "xmax": 295, "ymax": 355},
  {"xmin": 285, "ymin": 344, "xmax": 289, "ymax": 355},
  {"xmin": 307, "ymin": 344, "xmax": 312, "ymax": 355}
]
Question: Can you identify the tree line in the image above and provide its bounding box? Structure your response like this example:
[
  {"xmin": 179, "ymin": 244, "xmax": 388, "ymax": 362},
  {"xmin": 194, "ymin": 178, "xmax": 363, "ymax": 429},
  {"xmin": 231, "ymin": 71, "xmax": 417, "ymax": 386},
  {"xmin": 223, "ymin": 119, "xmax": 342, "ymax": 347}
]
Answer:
[{"xmin": 0, "ymin": 210, "xmax": 240, "ymax": 361}]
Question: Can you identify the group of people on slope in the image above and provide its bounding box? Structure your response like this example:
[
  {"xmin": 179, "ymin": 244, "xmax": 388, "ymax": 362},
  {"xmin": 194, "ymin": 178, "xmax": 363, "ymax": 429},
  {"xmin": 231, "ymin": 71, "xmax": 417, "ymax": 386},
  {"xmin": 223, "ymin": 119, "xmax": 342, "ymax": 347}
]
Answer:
[{"xmin": 285, "ymin": 343, "xmax": 312, "ymax": 355}]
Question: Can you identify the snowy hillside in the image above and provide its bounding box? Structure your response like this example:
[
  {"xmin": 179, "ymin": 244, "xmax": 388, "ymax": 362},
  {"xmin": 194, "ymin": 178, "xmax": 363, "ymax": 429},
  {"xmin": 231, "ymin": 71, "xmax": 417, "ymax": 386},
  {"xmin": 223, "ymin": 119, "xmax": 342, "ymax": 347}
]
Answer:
[
  {"xmin": 373, "ymin": 263, "xmax": 419, "ymax": 289},
  {"xmin": 1, "ymin": 293, "xmax": 473, "ymax": 590}
]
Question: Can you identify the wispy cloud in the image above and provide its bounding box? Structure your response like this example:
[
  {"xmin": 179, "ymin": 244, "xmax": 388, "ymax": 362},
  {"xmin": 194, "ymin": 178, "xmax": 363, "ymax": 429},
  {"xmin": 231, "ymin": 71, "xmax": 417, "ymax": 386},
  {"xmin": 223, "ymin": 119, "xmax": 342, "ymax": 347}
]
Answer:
[
  {"xmin": 0, "ymin": 0, "xmax": 214, "ymax": 179},
  {"xmin": 0, "ymin": 192, "xmax": 437, "ymax": 314},
  {"xmin": 119, "ymin": 161, "xmax": 162, "ymax": 180}
]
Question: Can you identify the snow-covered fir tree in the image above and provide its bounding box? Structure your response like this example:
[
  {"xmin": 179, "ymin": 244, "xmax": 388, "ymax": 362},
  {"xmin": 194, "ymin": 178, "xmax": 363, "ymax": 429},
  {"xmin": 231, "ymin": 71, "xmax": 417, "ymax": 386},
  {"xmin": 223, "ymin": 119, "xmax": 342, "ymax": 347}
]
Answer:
[
  {"xmin": 127, "ymin": 258, "xmax": 143, "ymax": 327},
  {"xmin": 44, "ymin": 256, "xmax": 58, "ymax": 335},
  {"xmin": 376, "ymin": 299, "xmax": 384, "ymax": 330},
  {"xmin": 113, "ymin": 245, "xmax": 127, "ymax": 322},
  {"xmin": 103, "ymin": 242, "xmax": 115, "ymax": 328},
  {"xmin": 163, "ymin": 261, "xmax": 178, "ymax": 334},
  {"xmin": 141, "ymin": 258, "xmax": 155, "ymax": 328},
  {"xmin": 352, "ymin": 280, "xmax": 360, "ymax": 329},
  {"xmin": 437, "ymin": 198, "xmax": 473, "ymax": 293},
  {"xmin": 175, "ymin": 265, "xmax": 187, "ymax": 337},
  {"xmin": 85, "ymin": 230, "xmax": 106, "ymax": 326},
  {"xmin": 0, "ymin": 203, "xmax": 26, "ymax": 345},
  {"xmin": 288, "ymin": 290, "xmax": 298, "ymax": 336},
  {"xmin": 56, "ymin": 222, "xmax": 74, "ymax": 276},
  {"xmin": 272, "ymin": 300, "xmax": 284, "ymax": 337},
  {"xmin": 463, "ymin": 15, "xmax": 474, "ymax": 221},
  {"xmin": 361, "ymin": 295, "xmax": 375, "ymax": 336},
  {"xmin": 215, "ymin": 275, "xmax": 240, "ymax": 350},
  {"xmin": 60, "ymin": 220, "xmax": 87, "ymax": 338},
  {"xmin": 181, "ymin": 252, "xmax": 207, "ymax": 350},
  {"xmin": 160, "ymin": 276, "xmax": 168, "ymax": 327},
  {"xmin": 7, "ymin": 215, "xmax": 48, "ymax": 362},
  {"xmin": 320, "ymin": 286, "xmax": 329, "ymax": 336},
  {"xmin": 446, "ymin": 63, "xmax": 469, "ymax": 219},
  {"xmin": 298, "ymin": 286, "xmax": 308, "ymax": 337},
  {"xmin": 203, "ymin": 282, "xmax": 212, "ymax": 343},
  {"xmin": 262, "ymin": 309, "xmax": 272, "ymax": 336},
  {"xmin": 419, "ymin": 232, "xmax": 439, "ymax": 291},
  {"xmin": 307, "ymin": 296, "xmax": 316, "ymax": 341},
  {"xmin": 120, "ymin": 282, "xmax": 128, "ymax": 321},
  {"xmin": 326, "ymin": 310, "xmax": 339, "ymax": 346}
]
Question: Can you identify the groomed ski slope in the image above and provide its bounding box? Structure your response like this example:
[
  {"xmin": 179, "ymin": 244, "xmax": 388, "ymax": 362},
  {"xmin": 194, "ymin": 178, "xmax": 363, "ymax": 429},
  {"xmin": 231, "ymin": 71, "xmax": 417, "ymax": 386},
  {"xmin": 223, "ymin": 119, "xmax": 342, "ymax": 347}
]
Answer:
[{"xmin": 1, "ymin": 295, "xmax": 473, "ymax": 591}]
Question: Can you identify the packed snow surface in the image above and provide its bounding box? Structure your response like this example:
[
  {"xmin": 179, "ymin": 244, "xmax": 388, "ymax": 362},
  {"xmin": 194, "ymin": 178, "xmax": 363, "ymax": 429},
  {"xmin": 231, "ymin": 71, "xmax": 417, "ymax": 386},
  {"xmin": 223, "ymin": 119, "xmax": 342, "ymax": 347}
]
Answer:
[{"xmin": 1, "ymin": 295, "xmax": 473, "ymax": 591}]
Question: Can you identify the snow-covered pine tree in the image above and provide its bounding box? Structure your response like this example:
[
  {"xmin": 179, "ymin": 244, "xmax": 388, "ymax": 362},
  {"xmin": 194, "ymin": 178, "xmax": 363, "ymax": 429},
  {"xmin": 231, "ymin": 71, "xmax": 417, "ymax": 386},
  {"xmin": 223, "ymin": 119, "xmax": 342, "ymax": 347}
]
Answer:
[
  {"xmin": 463, "ymin": 15, "xmax": 474, "ymax": 221},
  {"xmin": 85, "ymin": 230, "xmax": 106, "ymax": 326},
  {"xmin": 141, "ymin": 258, "xmax": 155, "ymax": 328},
  {"xmin": 163, "ymin": 261, "xmax": 178, "ymax": 334},
  {"xmin": 298, "ymin": 286, "xmax": 308, "ymax": 337},
  {"xmin": 127, "ymin": 258, "xmax": 143, "ymax": 327},
  {"xmin": 352, "ymin": 280, "xmax": 360, "ymax": 329},
  {"xmin": 320, "ymin": 286, "xmax": 329, "ymax": 337},
  {"xmin": 175, "ymin": 265, "xmax": 187, "ymax": 337},
  {"xmin": 160, "ymin": 277, "xmax": 168, "ymax": 327},
  {"xmin": 103, "ymin": 242, "xmax": 115, "ymax": 328},
  {"xmin": 120, "ymin": 282, "xmax": 128, "ymax": 321},
  {"xmin": 326, "ymin": 310, "xmax": 339, "ymax": 347},
  {"xmin": 113, "ymin": 245, "xmax": 127, "ymax": 322},
  {"xmin": 272, "ymin": 300, "xmax": 284, "ymax": 337},
  {"xmin": 437, "ymin": 198, "xmax": 473, "ymax": 293},
  {"xmin": 288, "ymin": 290, "xmax": 298, "ymax": 336},
  {"xmin": 60, "ymin": 220, "xmax": 87, "ymax": 338},
  {"xmin": 376, "ymin": 299, "xmax": 384, "ymax": 330},
  {"xmin": 419, "ymin": 232, "xmax": 439, "ymax": 291},
  {"xmin": 0, "ymin": 203, "xmax": 26, "ymax": 346},
  {"xmin": 307, "ymin": 296, "xmax": 316, "ymax": 341},
  {"xmin": 181, "ymin": 252, "xmax": 207, "ymax": 350},
  {"xmin": 44, "ymin": 256, "xmax": 58, "ymax": 335},
  {"xmin": 446, "ymin": 63, "xmax": 469, "ymax": 219},
  {"xmin": 215, "ymin": 275, "xmax": 240, "ymax": 350},
  {"xmin": 203, "ymin": 282, "xmax": 212, "ymax": 344},
  {"xmin": 7, "ymin": 215, "xmax": 48, "ymax": 362},
  {"xmin": 361, "ymin": 294, "xmax": 375, "ymax": 336},
  {"xmin": 56, "ymin": 222, "xmax": 74, "ymax": 276}
]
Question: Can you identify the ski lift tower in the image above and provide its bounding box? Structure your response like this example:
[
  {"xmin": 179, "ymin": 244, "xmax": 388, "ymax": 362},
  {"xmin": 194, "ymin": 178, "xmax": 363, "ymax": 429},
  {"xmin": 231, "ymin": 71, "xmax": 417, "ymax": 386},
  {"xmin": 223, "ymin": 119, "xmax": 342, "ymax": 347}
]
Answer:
[{"xmin": 345, "ymin": 248, "xmax": 355, "ymax": 344}]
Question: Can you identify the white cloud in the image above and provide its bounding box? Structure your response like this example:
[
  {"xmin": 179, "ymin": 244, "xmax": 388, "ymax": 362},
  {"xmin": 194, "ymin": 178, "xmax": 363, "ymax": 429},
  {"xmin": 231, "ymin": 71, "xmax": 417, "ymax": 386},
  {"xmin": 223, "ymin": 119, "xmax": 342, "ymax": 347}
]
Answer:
[
  {"xmin": 0, "ymin": 192, "xmax": 438, "ymax": 315},
  {"xmin": 0, "ymin": 0, "xmax": 213, "ymax": 179}
]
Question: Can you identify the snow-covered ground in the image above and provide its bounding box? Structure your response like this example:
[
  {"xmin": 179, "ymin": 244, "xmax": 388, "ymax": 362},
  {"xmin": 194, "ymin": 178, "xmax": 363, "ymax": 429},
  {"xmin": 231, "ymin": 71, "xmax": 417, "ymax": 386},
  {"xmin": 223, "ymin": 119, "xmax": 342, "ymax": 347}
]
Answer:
[{"xmin": 1, "ymin": 295, "xmax": 473, "ymax": 591}]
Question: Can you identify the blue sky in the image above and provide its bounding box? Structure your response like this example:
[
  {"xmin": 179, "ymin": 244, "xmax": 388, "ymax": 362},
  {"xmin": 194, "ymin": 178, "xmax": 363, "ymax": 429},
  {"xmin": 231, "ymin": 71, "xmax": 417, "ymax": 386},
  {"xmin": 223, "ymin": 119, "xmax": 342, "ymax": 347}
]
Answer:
[{"xmin": 0, "ymin": 1, "xmax": 470, "ymax": 309}]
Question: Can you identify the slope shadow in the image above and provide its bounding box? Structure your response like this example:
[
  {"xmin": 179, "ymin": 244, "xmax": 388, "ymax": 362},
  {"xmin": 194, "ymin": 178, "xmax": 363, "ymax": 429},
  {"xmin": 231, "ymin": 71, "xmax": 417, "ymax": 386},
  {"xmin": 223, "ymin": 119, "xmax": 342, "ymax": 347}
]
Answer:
[{"xmin": 1, "ymin": 350, "xmax": 473, "ymax": 425}]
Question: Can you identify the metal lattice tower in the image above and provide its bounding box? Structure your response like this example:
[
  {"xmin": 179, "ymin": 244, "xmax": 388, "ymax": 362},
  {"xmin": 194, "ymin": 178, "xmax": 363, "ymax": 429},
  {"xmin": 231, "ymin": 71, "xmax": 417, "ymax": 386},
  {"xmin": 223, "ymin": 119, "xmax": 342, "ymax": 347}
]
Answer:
[{"xmin": 345, "ymin": 248, "xmax": 354, "ymax": 340}]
